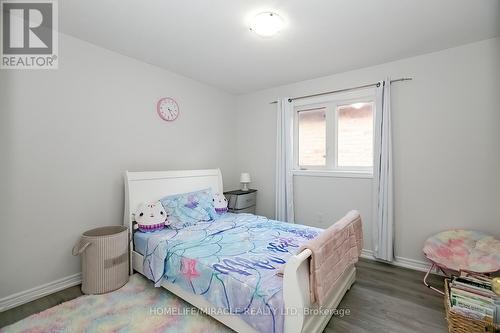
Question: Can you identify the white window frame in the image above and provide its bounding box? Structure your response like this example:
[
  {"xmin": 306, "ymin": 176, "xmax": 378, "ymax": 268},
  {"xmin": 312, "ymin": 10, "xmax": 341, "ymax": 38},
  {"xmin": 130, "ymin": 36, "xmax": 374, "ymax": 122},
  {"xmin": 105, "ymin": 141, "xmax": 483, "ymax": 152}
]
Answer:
[{"xmin": 293, "ymin": 88, "xmax": 376, "ymax": 178}]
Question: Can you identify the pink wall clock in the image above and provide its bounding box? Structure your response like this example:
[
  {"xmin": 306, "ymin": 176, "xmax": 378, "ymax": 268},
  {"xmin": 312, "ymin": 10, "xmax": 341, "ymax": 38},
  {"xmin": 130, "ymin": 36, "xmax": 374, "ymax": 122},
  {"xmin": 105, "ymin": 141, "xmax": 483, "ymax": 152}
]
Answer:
[{"xmin": 156, "ymin": 97, "xmax": 179, "ymax": 122}]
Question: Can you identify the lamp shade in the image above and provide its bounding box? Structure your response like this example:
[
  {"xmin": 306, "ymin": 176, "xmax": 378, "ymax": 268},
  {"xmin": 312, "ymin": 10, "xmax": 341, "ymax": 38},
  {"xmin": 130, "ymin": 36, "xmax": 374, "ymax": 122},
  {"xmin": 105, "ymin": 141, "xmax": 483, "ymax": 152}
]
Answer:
[{"xmin": 240, "ymin": 172, "xmax": 251, "ymax": 183}]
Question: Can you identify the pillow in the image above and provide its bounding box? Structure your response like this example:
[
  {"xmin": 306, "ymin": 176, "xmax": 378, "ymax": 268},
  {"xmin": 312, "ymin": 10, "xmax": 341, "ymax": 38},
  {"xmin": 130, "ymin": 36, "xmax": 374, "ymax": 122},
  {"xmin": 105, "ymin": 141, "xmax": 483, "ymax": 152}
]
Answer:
[
  {"xmin": 134, "ymin": 201, "xmax": 168, "ymax": 232},
  {"xmin": 160, "ymin": 188, "xmax": 216, "ymax": 228}
]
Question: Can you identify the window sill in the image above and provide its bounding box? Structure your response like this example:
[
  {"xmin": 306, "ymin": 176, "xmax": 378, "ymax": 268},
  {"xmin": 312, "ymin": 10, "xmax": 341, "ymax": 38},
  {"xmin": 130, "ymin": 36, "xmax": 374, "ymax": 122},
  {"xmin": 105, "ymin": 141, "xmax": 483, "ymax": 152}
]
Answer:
[{"xmin": 292, "ymin": 169, "xmax": 373, "ymax": 179}]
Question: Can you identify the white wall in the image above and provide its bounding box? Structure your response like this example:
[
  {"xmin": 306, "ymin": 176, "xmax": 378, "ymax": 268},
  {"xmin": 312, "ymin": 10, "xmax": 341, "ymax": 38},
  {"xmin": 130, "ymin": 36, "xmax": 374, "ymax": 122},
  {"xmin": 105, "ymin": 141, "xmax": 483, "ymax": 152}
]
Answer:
[
  {"xmin": 0, "ymin": 34, "xmax": 238, "ymax": 299},
  {"xmin": 235, "ymin": 37, "xmax": 500, "ymax": 262}
]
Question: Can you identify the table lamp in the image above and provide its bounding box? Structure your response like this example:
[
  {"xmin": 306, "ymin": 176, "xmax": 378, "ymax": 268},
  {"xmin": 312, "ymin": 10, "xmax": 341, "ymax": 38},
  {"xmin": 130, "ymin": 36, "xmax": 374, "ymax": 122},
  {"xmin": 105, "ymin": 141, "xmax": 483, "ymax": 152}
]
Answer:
[{"xmin": 240, "ymin": 173, "xmax": 251, "ymax": 191}]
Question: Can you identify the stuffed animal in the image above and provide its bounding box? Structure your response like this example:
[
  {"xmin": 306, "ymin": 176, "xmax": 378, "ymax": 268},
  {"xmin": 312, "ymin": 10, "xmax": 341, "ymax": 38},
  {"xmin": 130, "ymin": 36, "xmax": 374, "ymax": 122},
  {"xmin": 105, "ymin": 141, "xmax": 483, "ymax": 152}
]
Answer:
[
  {"xmin": 213, "ymin": 193, "xmax": 228, "ymax": 214},
  {"xmin": 134, "ymin": 201, "xmax": 169, "ymax": 232}
]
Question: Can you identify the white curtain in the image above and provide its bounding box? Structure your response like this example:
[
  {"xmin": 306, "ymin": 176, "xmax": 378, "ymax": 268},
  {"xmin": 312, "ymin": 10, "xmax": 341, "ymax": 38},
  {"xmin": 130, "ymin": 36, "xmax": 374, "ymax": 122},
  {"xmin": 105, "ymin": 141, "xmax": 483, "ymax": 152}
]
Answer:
[
  {"xmin": 275, "ymin": 98, "xmax": 295, "ymax": 223},
  {"xmin": 372, "ymin": 78, "xmax": 394, "ymax": 261}
]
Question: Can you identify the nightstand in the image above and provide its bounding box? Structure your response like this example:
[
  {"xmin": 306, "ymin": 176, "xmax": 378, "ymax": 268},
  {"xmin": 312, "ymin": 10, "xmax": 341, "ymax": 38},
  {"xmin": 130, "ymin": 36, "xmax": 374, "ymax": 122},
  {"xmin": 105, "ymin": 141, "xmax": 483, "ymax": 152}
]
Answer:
[{"xmin": 223, "ymin": 189, "xmax": 257, "ymax": 214}]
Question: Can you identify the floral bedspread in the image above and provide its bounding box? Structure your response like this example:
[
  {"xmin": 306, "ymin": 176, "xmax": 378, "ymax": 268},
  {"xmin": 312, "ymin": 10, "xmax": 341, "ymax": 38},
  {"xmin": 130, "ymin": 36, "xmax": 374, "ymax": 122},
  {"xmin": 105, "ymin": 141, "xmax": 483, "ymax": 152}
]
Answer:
[
  {"xmin": 423, "ymin": 229, "xmax": 500, "ymax": 273},
  {"xmin": 141, "ymin": 213, "xmax": 322, "ymax": 333}
]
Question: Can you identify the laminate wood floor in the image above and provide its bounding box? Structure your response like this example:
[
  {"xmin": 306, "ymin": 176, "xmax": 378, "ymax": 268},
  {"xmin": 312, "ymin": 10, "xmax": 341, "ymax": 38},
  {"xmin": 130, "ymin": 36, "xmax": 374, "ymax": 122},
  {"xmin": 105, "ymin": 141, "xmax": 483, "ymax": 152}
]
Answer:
[
  {"xmin": 0, "ymin": 258, "xmax": 446, "ymax": 332},
  {"xmin": 327, "ymin": 259, "xmax": 446, "ymax": 333}
]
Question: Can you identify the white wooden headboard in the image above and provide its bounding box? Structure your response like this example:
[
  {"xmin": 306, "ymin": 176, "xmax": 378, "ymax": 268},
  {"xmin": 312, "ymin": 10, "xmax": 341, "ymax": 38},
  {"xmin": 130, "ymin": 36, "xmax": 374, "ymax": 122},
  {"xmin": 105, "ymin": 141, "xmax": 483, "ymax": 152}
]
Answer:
[{"xmin": 123, "ymin": 169, "xmax": 223, "ymax": 232}]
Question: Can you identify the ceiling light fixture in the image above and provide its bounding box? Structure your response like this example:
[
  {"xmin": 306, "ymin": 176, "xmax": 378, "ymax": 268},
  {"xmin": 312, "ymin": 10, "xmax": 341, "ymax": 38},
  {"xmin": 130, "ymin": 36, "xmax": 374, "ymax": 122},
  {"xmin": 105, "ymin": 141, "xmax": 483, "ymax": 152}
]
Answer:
[{"xmin": 250, "ymin": 12, "xmax": 284, "ymax": 37}]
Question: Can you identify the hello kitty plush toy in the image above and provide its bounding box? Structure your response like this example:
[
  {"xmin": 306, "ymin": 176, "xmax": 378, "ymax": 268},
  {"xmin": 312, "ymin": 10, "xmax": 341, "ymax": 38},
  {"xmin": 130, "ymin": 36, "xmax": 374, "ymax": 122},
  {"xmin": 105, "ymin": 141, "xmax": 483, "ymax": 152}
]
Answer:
[
  {"xmin": 213, "ymin": 193, "xmax": 228, "ymax": 215},
  {"xmin": 134, "ymin": 201, "xmax": 169, "ymax": 232}
]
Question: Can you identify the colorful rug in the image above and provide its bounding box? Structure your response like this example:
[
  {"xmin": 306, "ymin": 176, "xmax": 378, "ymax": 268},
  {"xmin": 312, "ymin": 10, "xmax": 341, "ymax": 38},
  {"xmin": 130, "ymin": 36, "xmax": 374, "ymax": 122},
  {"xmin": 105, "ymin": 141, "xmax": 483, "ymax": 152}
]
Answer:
[{"xmin": 1, "ymin": 274, "xmax": 233, "ymax": 333}]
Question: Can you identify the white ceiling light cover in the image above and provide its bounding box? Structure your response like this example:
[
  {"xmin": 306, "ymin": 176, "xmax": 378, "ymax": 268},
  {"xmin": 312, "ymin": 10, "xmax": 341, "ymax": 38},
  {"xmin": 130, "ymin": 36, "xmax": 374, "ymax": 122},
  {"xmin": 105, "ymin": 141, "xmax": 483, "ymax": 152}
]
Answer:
[{"xmin": 250, "ymin": 12, "xmax": 284, "ymax": 37}]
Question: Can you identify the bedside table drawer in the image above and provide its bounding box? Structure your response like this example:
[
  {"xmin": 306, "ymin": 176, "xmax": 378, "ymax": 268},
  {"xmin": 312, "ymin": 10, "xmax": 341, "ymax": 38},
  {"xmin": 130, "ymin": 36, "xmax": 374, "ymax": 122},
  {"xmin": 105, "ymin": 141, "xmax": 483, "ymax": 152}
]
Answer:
[
  {"xmin": 229, "ymin": 206, "xmax": 256, "ymax": 214},
  {"xmin": 227, "ymin": 192, "xmax": 256, "ymax": 210}
]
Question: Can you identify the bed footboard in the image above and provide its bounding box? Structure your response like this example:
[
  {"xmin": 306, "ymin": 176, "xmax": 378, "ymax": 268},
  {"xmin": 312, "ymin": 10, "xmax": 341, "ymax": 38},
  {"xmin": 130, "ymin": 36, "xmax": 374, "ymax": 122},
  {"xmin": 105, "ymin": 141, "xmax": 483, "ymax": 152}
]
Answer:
[
  {"xmin": 283, "ymin": 248, "xmax": 312, "ymax": 333},
  {"xmin": 283, "ymin": 249, "xmax": 356, "ymax": 333}
]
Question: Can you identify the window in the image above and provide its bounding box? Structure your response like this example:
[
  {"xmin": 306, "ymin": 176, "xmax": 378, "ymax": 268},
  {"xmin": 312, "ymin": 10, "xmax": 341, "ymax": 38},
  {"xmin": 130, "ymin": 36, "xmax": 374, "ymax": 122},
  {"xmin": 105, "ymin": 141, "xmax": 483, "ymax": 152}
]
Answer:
[
  {"xmin": 294, "ymin": 92, "xmax": 375, "ymax": 175},
  {"xmin": 336, "ymin": 102, "xmax": 374, "ymax": 168},
  {"xmin": 297, "ymin": 107, "xmax": 326, "ymax": 167}
]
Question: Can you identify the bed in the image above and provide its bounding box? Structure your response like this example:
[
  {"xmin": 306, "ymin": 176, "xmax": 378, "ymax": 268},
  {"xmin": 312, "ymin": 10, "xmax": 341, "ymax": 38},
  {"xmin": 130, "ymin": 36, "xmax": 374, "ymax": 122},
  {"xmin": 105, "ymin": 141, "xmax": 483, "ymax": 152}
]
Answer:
[{"xmin": 124, "ymin": 169, "xmax": 356, "ymax": 333}]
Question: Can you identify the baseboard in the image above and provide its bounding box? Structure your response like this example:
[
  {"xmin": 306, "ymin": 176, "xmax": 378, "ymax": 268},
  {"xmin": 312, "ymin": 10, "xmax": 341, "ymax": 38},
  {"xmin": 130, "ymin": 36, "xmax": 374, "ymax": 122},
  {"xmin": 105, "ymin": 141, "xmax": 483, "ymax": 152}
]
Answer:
[
  {"xmin": 0, "ymin": 273, "xmax": 82, "ymax": 312},
  {"xmin": 360, "ymin": 249, "xmax": 434, "ymax": 273}
]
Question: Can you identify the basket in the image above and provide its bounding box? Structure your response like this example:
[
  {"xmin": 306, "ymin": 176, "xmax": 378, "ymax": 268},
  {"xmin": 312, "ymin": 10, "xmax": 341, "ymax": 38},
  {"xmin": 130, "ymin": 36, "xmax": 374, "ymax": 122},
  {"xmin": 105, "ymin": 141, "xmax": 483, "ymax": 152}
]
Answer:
[
  {"xmin": 72, "ymin": 226, "xmax": 129, "ymax": 294},
  {"xmin": 444, "ymin": 279, "xmax": 500, "ymax": 333}
]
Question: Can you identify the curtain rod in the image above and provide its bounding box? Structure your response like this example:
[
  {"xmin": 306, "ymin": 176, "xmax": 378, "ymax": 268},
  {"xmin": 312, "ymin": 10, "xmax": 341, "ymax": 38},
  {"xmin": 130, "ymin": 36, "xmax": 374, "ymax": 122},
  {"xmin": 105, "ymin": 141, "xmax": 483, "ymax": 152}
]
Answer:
[{"xmin": 269, "ymin": 77, "xmax": 413, "ymax": 104}]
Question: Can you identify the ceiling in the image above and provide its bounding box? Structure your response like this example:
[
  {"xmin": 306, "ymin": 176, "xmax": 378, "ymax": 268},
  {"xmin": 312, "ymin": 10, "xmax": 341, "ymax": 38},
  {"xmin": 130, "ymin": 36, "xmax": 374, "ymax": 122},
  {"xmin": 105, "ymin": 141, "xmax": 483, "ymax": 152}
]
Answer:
[{"xmin": 60, "ymin": 0, "xmax": 500, "ymax": 94}]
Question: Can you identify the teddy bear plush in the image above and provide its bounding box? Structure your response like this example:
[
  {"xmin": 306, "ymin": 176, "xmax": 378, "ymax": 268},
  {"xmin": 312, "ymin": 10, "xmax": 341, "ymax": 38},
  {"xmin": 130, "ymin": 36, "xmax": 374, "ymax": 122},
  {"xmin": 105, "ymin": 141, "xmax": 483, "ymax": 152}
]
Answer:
[
  {"xmin": 213, "ymin": 193, "xmax": 228, "ymax": 215},
  {"xmin": 134, "ymin": 201, "xmax": 169, "ymax": 232}
]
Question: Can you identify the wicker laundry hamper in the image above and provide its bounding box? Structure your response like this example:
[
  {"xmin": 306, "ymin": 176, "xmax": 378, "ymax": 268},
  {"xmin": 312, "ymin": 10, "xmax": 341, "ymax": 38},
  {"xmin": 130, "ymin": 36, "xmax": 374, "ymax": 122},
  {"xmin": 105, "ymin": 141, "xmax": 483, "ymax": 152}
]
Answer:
[{"xmin": 72, "ymin": 226, "xmax": 129, "ymax": 294}]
